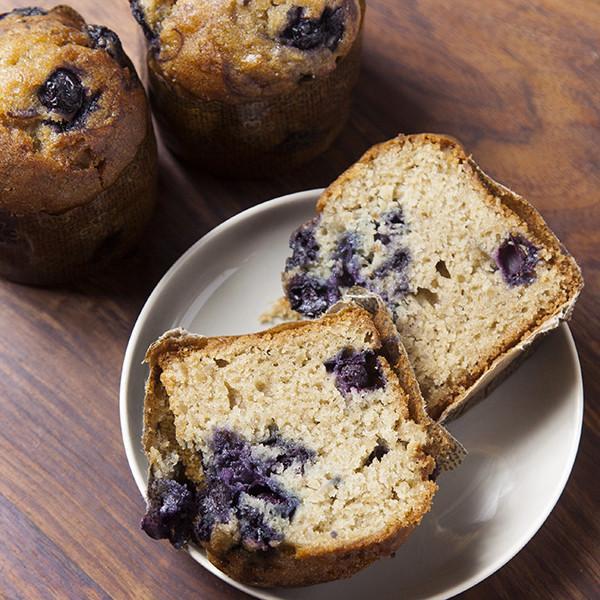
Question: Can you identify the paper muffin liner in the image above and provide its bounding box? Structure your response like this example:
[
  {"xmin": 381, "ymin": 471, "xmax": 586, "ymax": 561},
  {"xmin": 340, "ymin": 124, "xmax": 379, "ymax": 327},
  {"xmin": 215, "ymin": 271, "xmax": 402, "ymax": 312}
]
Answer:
[
  {"xmin": 436, "ymin": 289, "xmax": 581, "ymax": 423},
  {"xmin": 328, "ymin": 289, "xmax": 466, "ymax": 472},
  {"xmin": 0, "ymin": 123, "xmax": 157, "ymax": 285},
  {"xmin": 146, "ymin": 37, "xmax": 363, "ymax": 177}
]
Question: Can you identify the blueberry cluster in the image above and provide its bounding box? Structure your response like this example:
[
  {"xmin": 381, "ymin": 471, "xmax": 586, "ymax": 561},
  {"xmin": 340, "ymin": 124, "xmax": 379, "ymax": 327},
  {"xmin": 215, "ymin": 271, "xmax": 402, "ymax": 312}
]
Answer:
[
  {"xmin": 494, "ymin": 234, "xmax": 539, "ymax": 286},
  {"xmin": 285, "ymin": 208, "xmax": 411, "ymax": 317},
  {"xmin": 195, "ymin": 428, "xmax": 310, "ymax": 550},
  {"xmin": 141, "ymin": 428, "xmax": 314, "ymax": 551},
  {"xmin": 285, "ymin": 233, "xmax": 367, "ymax": 317},
  {"xmin": 324, "ymin": 348, "xmax": 386, "ymax": 396},
  {"xmin": 280, "ymin": 6, "xmax": 345, "ymax": 52}
]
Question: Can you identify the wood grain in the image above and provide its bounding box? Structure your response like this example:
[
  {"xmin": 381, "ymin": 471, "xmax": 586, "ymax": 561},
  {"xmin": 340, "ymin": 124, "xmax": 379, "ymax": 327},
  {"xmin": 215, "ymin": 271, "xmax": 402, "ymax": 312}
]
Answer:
[{"xmin": 1, "ymin": 0, "xmax": 598, "ymax": 598}]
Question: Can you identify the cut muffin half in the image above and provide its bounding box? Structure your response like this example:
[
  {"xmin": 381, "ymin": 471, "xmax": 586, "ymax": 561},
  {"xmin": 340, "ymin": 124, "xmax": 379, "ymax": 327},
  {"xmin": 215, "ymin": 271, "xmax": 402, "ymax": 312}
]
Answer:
[
  {"xmin": 141, "ymin": 302, "xmax": 460, "ymax": 587},
  {"xmin": 281, "ymin": 134, "xmax": 583, "ymax": 420}
]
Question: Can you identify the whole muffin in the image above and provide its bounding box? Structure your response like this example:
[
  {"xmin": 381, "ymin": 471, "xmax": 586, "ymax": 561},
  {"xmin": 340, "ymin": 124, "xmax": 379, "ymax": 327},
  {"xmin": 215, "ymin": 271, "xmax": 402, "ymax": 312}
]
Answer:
[
  {"xmin": 130, "ymin": 0, "xmax": 364, "ymax": 175},
  {"xmin": 0, "ymin": 5, "xmax": 157, "ymax": 284}
]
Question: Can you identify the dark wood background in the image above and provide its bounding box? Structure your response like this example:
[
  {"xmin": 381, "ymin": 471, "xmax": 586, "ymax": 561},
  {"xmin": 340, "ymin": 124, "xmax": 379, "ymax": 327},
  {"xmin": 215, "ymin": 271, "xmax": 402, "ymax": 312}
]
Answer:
[{"xmin": 1, "ymin": 0, "xmax": 598, "ymax": 598}]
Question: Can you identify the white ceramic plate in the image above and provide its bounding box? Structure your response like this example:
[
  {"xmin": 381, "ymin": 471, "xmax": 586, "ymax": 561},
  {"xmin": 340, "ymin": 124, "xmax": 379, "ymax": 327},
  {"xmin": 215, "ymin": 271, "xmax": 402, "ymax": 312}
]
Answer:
[{"xmin": 120, "ymin": 189, "xmax": 584, "ymax": 600}]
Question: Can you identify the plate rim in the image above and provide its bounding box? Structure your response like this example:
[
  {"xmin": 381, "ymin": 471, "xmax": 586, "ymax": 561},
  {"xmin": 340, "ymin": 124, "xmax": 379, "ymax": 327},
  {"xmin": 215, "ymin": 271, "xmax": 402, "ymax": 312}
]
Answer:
[{"xmin": 119, "ymin": 188, "xmax": 584, "ymax": 600}]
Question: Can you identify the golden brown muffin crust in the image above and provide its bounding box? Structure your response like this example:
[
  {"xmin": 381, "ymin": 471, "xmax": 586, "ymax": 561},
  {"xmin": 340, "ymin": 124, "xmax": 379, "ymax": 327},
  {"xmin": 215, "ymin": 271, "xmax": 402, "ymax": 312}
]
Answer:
[
  {"xmin": 0, "ymin": 6, "xmax": 149, "ymax": 215},
  {"xmin": 133, "ymin": 0, "xmax": 362, "ymax": 101}
]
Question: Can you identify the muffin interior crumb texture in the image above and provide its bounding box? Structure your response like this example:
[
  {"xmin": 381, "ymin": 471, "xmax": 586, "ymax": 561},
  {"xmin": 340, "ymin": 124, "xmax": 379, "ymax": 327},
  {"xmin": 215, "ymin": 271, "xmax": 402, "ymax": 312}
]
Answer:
[
  {"xmin": 282, "ymin": 135, "xmax": 582, "ymax": 418},
  {"xmin": 144, "ymin": 308, "xmax": 435, "ymax": 558}
]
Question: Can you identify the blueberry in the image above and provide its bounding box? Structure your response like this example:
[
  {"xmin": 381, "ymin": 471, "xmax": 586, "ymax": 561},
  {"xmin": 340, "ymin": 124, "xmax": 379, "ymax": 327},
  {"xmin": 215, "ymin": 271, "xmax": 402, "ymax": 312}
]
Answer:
[
  {"xmin": 141, "ymin": 478, "xmax": 195, "ymax": 549},
  {"xmin": 374, "ymin": 249, "xmax": 409, "ymax": 278},
  {"xmin": 194, "ymin": 479, "xmax": 234, "ymax": 542},
  {"xmin": 285, "ymin": 235, "xmax": 364, "ymax": 316},
  {"xmin": 494, "ymin": 234, "xmax": 539, "ymax": 286},
  {"xmin": 286, "ymin": 273, "xmax": 339, "ymax": 317},
  {"xmin": 367, "ymin": 249, "xmax": 410, "ymax": 302},
  {"xmin": 324, "ymin": 348, "xmax": 386, "ymax": 396},
  {"xmin": 247, "ymin": 481, "xmax": 299, "ymax": 520},
  {"xmin": 129, "ymin": 0, "xmax": 157, "ymax": 43},
  {"xmin": 237, "ymin": 504, "xmax": 283, "ymax": 551},
  {"xmin": 87, "ymin": 25, "xmax": 128, "ymax": 67},
  {"xmin": 38, "ymin": 69, "xmax": 84, "ymax": 117},
  {"xmin": 374, "ymin": 209, "xmax": 405, "ymax": 244},
  {"xmin": 0, "ymin": 7, "xmax": 46, "ymax": 20},
  {"xmin": 42, "ymin": 92, "xmax": 101, "ymax": 133},
  {"xmin": 331, "ymin": 234, "xmax": 365, "ymax": 288},
  {"xmin": 385, "ymin": 210, "xmax": 404, "ymax": 226},
  {"xmin": 263, "ymin": 425, "xmax": 316, "ymax": 473},
  {"xmin": 286, "ymin": 218, "xmax": 320, "ymax": 270},
  {"xmin": 194, "ymin": 428, "xmax": 308, "ymax": 548},
  {"xmin": 374, "ymin": 230, "xmax": 391, "ymax": 245},
  {"xmin": 280, "ymin": 6, "xmax": 345, "ymax": 51}
]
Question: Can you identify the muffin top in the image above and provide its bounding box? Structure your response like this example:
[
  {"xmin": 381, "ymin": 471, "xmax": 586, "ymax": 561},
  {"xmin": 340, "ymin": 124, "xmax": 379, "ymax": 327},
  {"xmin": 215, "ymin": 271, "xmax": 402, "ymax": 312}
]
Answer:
[
  {"xmin": 131, "ymin": 0, "xmax": 363, "ymax": 101},
  {"xmin": 0, "ymin": 6, "xmax": 149, "ymax": 215}
]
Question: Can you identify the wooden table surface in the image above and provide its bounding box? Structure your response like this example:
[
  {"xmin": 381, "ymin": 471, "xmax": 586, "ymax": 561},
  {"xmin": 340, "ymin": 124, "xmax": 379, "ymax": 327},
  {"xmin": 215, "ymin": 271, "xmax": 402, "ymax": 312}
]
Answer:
[{"xmin": 1, "ymin": 0, "xmax": 598, "ymax": 598}]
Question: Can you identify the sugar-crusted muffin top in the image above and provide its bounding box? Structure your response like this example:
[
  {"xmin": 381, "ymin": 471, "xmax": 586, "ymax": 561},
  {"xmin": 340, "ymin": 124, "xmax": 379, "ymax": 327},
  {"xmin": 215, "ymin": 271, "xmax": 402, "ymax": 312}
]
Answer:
[
  {"xmin": 0, "ymin": 6, "xmax": 149, "ymax": 215},
  {"xmin": 131, "ymin": 0, "xmax": 363, "ymax": 100}
]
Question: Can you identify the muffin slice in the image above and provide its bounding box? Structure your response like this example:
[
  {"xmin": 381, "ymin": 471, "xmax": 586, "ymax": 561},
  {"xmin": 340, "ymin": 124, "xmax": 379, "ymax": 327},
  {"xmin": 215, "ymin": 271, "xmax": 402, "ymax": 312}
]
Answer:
[
  {"xmin": 141, "ymin": 303, "xmax": 459, "ymax": 587},
  {"xmin": 281, "ymin": 134, "xmax": 583, "ymax": 420}
]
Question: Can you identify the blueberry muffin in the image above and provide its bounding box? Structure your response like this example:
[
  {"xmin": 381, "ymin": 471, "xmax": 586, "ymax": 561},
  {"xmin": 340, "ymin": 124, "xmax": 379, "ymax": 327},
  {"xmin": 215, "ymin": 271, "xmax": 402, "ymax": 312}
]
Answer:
[
  {"xmin": 130, "ymin": 0, "xmax": 364, "ymax": 176},
  {"xmin": 280, "ymin": 134, "xmax": 583, "ymax": 420},
  {"xmin": 0, "ymin": 5, "xmax": 157, "ymax": 284},
  {"xmin": 141, "ymin": 302, "xmax": 461, "ymax": 586}
]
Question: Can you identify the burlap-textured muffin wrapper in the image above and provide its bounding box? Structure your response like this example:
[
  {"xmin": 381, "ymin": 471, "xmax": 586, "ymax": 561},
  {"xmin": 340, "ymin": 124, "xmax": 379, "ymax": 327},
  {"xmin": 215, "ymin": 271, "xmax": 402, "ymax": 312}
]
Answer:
[
  {"xmin": 147, "ymin": 39, "xmax": 362, "ymax": 176},
  {"xmin": 0, "ymin": 123, "xmax": 157, "ymax": 285}
]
